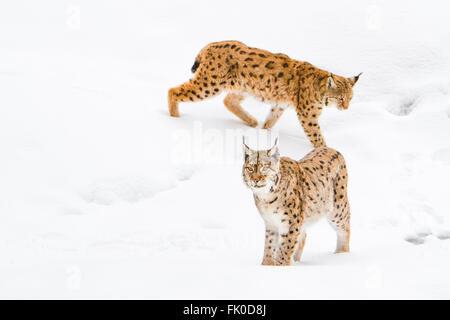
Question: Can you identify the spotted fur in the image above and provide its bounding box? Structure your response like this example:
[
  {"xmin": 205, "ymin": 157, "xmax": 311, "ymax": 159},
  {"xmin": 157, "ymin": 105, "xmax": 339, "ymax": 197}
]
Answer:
[
  {"xmin": 168, "ymin": 40, "xmax": 361, "ymax": 147},
  {"xmin": 242, "ymin": 140, "xmax": 350, "ymax": 266}
]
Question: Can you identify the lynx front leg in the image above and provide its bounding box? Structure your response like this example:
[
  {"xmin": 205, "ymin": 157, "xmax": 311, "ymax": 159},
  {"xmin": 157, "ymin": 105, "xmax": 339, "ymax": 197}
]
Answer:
[
  {"xmin": 298, "ymin": 115, "xmax": 326, "ymax": 148},
  {"xmin": 296, "ymin": 104, "xmax": 326, "ymax": 147},
  {"xmin": 262, "ymin": 229, "xmax": 278, "ymax": 265},
  {"xmin": 223, "ymin": 93, "xmax": 258, "ymax": 127},
  {"xmin": 274, "ymin": 226, "xmax": 301, "ymax": 266},
  {"xmin": 293, "ymin": 232, "xmax": 307, "ymax": 262},
  {"xmin": 168, "ymin": 78, "xmax": 223, "ymax": 117},
  {"xmin": 262, "ymin": 105, "xmax": 286, "ymax": 129}
]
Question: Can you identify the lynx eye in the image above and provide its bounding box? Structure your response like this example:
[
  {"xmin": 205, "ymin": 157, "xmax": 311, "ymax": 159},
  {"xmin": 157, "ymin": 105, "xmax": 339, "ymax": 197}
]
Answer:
[{"xmin": 246, "ymin": 166, "xmax": 254, "ymax": 172}]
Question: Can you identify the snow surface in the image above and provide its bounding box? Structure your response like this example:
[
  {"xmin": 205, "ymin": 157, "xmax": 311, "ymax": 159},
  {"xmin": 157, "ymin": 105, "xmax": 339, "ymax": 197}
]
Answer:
[{"xmin": 0, "ymin": 0, "xmax": 450, "ymax": 299}]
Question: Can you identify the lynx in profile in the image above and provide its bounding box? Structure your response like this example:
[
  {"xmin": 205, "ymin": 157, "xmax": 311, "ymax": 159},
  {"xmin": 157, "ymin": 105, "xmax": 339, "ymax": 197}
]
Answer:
[
  {"xmin": 242, "ymin": 139, "xmax": 350, "ymax": 266},
  {"xmin": 168, "ymin": 40, "xmax": 361, "ymax": 147}
]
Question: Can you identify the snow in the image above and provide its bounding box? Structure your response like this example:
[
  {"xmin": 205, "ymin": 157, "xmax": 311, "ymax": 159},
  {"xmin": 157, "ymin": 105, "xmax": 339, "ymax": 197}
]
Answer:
[{"xmin": 0, "ymin": 0, "xmax": 450, "ymax": 299}]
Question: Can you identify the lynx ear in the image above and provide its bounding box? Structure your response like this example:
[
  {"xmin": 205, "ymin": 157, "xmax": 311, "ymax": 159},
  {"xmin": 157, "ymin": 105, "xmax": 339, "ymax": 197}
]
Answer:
[
  {"xmin": 328, "ymin": 73, "xmax": 337, "ymax": 90},
  {"xmin": 243, "ymin": 136, "xmax": 251, "ymax": 160},
  {"xmin": 267, "ymin": 138, "xmax": 280, "ymax": 161},
  {"xmin": 349, "ymin": 72, "xmax": 362, "ymax": 86}
]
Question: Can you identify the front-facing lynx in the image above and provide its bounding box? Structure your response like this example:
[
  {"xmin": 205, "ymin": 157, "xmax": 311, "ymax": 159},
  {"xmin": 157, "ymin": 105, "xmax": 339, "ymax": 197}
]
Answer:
[
  {"xmin": 242, "ymin": 139, "xmax": 350, "ymax": 266},
  {"xmin": 168, "ymin": 40, "xmax": 361, "ymax": 147}
]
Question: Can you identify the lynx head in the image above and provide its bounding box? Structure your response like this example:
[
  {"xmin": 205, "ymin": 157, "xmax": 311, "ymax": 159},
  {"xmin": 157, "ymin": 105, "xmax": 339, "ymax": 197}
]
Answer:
[
  {"xmin": 242, "ymin": 138, "xmax": 280, "ymax": 193},
  {"xmin": 325, "ymin": 72, "xmax": 361, "ymax": 110}
]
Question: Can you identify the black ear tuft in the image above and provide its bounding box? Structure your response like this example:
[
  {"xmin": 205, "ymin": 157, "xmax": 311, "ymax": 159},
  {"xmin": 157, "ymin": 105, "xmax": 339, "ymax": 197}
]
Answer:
[
  {"xmin": 243, "ymin": 136, "xmax": 251, "ymax": 160},
  {"xmin": 349, "ymin": 72, "xmax": 362, "ymax": 86},
  {"xmin": 191, "ymin": 60, "xmax": 200, "ymax": 73}
]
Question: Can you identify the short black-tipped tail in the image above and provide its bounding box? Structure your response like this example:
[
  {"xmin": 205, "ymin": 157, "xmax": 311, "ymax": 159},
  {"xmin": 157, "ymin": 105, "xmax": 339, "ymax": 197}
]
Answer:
[{"xmin": 191, "ymin": 60, "xmax": 200, "ymax": 73}]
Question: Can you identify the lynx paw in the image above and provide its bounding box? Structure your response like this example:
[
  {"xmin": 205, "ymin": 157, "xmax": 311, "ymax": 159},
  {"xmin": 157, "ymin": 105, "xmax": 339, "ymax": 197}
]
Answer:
[
  {"xmin": 247, "ymin": 119, "xmax": 258, "ymax": 128},
  {"xmin": 334, "ymin": 249, "xmax": 350, "ymax": 254}
]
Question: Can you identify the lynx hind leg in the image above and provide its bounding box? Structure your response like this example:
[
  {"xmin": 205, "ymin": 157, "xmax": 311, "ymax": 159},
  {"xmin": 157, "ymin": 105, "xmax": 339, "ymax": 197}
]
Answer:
[
  {"xmin": 168, "ymin": 77, "xmax": 223, "ymax": 117},
  {"xmin": 293, "ymin": 232, "xmax": 307, "ymax": 262},
  {"xmin": 329, "ymin": 163, "xmax": 351, "ymax": 253},
  {"xmin": 262, "ymin": 105, "xmax": 286, "ymax": 130},
  {"xmin": 329, "ymin": 208, "xmax": 350, "ymax": 254},
  {"xmin": 223, "ymin": 93, "xmax": 258, "ymax": 127}
]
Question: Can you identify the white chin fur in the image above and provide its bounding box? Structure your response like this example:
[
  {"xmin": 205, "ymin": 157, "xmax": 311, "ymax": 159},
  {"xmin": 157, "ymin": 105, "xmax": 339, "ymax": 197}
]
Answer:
[
  {"xmin": 327, "ymin": 101, "xmax": 339, "ymax": 108},
  {"xmin": 251, "ymin": 184, "xmax": 272, "ymax": 194}
]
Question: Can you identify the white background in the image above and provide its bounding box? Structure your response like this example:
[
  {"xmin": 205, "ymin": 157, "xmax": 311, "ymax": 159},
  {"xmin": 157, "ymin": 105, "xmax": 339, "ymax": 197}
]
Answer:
[{"xmin": 0, "ymin": 0, "xmax": 449, "ymax": 298}]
